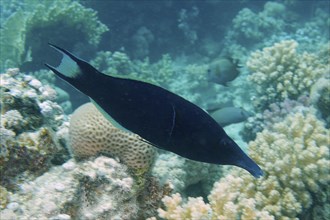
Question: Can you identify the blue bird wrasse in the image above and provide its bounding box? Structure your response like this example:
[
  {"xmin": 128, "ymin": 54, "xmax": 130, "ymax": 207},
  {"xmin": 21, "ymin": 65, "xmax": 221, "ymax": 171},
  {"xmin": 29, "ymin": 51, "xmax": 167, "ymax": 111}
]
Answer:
[{"xmin": 45, "ymin": 43, "xmax": 263, "ymax": 178}]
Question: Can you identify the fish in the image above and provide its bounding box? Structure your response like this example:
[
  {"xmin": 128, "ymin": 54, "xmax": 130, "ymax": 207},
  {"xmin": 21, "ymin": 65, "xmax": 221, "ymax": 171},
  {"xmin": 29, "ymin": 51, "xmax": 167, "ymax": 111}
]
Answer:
[
  {"xmin": 207, "ymin": 57, "xmax": 240, "ymax": 86},
  {"xmin": 206, "ymin": 100, "xmax": 234, "ymax": 113},
  {"xmin": 210, "ymin": 107, "xmax": 253, "ymax": 127},
  {"xmin": 45, "ymin": 43, "xmax": 263, "ymax": 178}
]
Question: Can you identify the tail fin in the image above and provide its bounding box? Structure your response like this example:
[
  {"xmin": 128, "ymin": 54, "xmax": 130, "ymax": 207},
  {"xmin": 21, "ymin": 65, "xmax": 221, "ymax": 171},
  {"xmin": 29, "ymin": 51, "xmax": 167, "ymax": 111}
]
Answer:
[{"xmin": 44, "ymin": 43, "xmax": 81, "ymax": 79}]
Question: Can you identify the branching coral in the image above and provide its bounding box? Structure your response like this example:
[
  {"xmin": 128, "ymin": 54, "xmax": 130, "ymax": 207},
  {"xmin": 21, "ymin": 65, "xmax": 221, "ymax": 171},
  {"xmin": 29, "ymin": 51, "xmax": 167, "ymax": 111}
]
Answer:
[
  {"xmin": 247, "ymin": 40, "xmax": 328, "ymax": 110},
  {"xmin": 157, "ymin": 110, "xmax": 329, "ymax": 219},
  {"xmin": 0, "ymin": 0, "xmax": 108, "ymax": 70},
  {"xmin": 158, "ymin": 193, "xmax": 212, "ymax": 220},
  {"xmin": 209, "ymin": 111, "xmax": 329, "ymax": 219}
]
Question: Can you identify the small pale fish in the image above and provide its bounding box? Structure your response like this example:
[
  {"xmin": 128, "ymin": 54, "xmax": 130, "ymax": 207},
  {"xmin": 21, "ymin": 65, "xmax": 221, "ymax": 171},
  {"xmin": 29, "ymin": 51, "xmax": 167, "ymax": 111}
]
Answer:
[
  {"xmin": 210, "ymin": 107, "xmax": 253, "ymax": 127},
  {"xmin": 45, "ymin": 44, "xmax": 263, "ymax": 178},
  {"xmin": 206, "ymin": 100, "xmax": 234, "ymax": 114},
  {"xmin": 207, "ymin": 57, "xmax": 240, "ymax": 86}
]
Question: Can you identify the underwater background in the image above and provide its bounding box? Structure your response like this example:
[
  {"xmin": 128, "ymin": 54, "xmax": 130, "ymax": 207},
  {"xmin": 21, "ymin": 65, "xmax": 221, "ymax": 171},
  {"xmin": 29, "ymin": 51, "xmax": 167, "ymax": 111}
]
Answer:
[{"xmin": 0, "ymin": 0, "xmax": 329, "ymax": 219}]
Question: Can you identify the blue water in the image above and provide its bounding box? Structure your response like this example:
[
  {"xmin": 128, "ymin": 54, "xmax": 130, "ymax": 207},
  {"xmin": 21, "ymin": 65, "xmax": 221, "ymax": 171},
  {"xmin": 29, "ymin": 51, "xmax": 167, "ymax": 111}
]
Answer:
[{"xmin": 0, "ymin": 1, "xmax": 329, "ymax": 219}]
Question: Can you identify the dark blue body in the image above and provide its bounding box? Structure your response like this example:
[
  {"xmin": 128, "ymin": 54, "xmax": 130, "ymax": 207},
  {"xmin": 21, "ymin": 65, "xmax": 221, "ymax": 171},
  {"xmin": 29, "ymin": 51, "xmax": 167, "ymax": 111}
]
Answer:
[
  {"xmin": 91, "ymin": 74, "xmax": 224, "ymax": 163},
  {"xmin": 46, "ymin": 44, "xmax": 263, "ymax": 177}
]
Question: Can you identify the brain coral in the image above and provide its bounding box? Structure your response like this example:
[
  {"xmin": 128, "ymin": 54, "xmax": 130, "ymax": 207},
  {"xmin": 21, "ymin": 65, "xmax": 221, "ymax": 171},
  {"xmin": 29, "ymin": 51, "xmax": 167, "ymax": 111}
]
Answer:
[
  {"xmin": 157, "ymin": 109, "xmax": 329, "ymax": 220},
  {"xmin": 247, "ymin": 40, "xmax": 328, "ymax": 110},
  {"xmin": 69, "ymin": 103, "xmax": 156, "ymax": 172}
]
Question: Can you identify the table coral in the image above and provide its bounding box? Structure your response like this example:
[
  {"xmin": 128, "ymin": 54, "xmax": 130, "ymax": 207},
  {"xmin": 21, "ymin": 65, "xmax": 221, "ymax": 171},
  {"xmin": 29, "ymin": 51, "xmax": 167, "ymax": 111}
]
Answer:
[
  {"xmin": 157, "ymin": 110, "xmax": 329, "ymax": 220},
  {"xmin": 247, "ymin": 40, "xmax": 328, "ymax": 110},
  {"xmin": 69, "ymin": 103, "xmax": 156, "ymax": 173}
]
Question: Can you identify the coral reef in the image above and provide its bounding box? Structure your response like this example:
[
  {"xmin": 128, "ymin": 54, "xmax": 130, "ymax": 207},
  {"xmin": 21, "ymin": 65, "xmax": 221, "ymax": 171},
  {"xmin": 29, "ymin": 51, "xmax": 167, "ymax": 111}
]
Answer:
[
  {"xmin": 132, "ymin": 26, "xmax": 155, "ymax": 59},
  {"xmin": 241, "ymin": 96, "xmax": 311, "ymax": 141},
  {"xmin": 178, "ymin": 6, "xmax": 200, "ymax": 44},
  {"xmin": 157, "ymin": 110, "xmax": 330, "ymax": 219},
  {"xmin": 222, "ymin": 1, "xmax": 290, "ymax": 60},
  {"xmin": 209, "ymin": 110, "xmax": 329, "ymax": 219},
  {"xmin": 90, "ymin": 51, "xmax": 176, "ymax": 86},
  {"xmin": 152, "ymin": 153, "xmax": 222, "ymax": 198},
  {"xmin": 223, "ymin": 1, "xmax": 329, "ymax": 63},
  {"xmin": 0, "ymin": 157, "xmax": 170, "ymax": 220},
  {"xmin": 0, "ymin": 157, "xmax": 137, "ymax": 219},
  {"xmin": 0, "ymin": 68, "xmax": 66, "ymax": 131},
  {"xmin": 232, "ymin": 2, "xmax": 286, "ymax": 43},
  {"xmin": 0, "ymin": 68, "xmax": 70, "ymax": 186},
  {"xmin": 247, "ymin": 40, "xmax": 328, "ymax": 110},
  {"xmin": 0, "ymin": 185, "xmax": 9, "ymax": 209},
  {"xmin": 0, "ymin": 0, "xmax": 108, "ymax": 71},
  {"xmin": 28, "ymin": 68, "xmax": 73, "ymax": 114},
  {"xmin": 310, "ymin": 77, "xmax": 330, "ymax": 127},
  {"xmin": 69, "ymin": 103, "xmax": 156, "ymax": 173},
  {"xmin": 0, "ymin": 126, "xmax": 63, "ymax": 186},
  {"xmin": 157, "ymin": 193, "xmax": 212, "ymax": 220},
  {"xmin": 90, "ymin": 50, "xmax": 137, "ymax": 78}
]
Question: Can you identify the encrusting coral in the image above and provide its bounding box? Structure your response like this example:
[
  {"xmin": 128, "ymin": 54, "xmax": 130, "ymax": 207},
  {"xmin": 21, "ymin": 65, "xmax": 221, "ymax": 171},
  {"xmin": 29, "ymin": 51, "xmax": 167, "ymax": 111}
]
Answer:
[
  {"xmin": 69, "ymin": 102, "xmax": 156, "ymax": 173},
  {"xmin": 157, "ymin": 109, "xmax": 330, "ymax": 220},
  {"xmin": 247, "ymin": 40, "xmax": 328, "ymax": 110}
]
